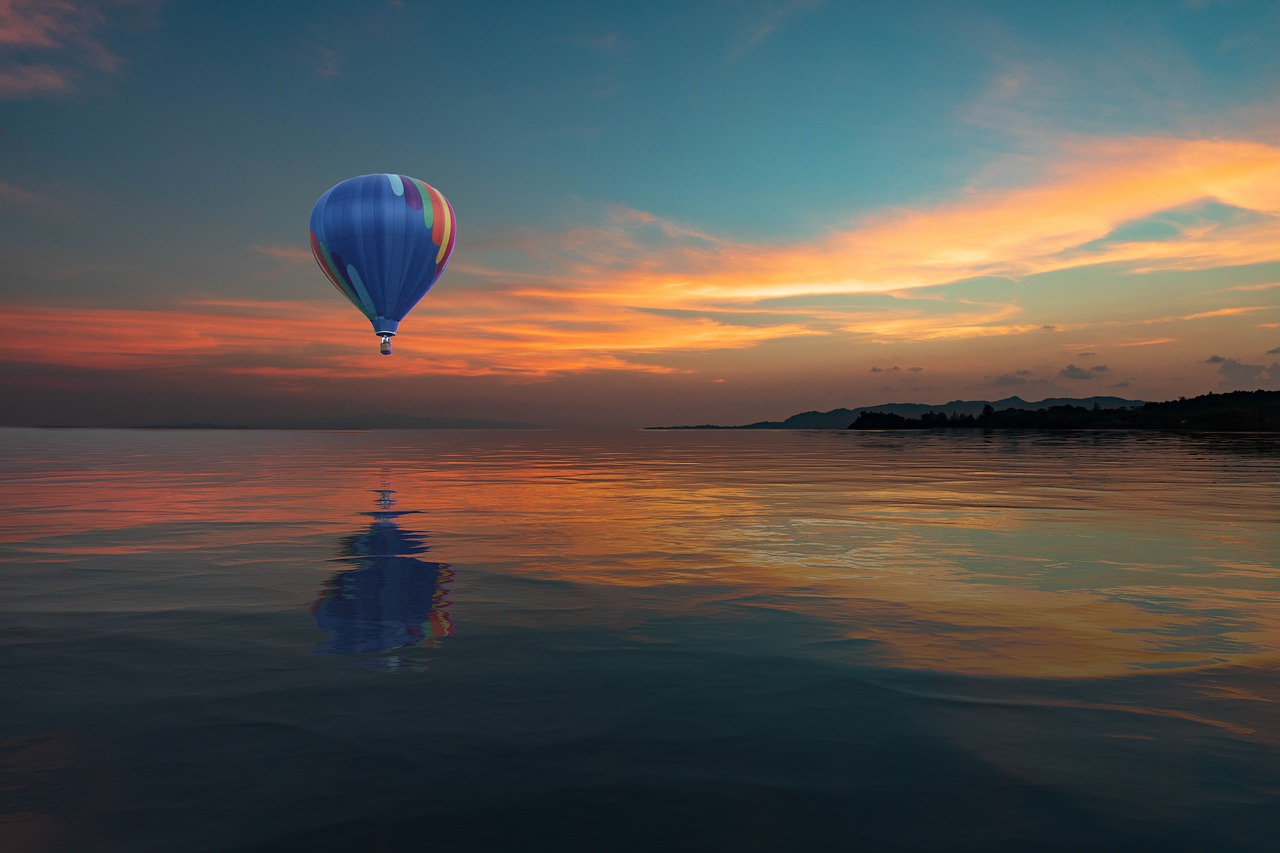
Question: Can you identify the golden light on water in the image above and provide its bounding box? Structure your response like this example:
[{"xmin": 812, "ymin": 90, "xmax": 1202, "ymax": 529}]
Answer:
[{"xmin": 8, "ymin": 430, "xmax": 1276, "ymax": 682}]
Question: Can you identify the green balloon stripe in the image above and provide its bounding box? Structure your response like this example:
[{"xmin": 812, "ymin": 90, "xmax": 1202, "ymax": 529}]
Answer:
[
  {"xmin": 318, "ymin": 239, "xmax": 373, "ymax": 320},
  {"xmin": 411, "ymin": 178, "xmax": 435, "ymax": 235}
]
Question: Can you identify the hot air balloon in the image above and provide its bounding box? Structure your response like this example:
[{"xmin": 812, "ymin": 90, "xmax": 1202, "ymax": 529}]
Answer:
[{"xmin": 309, "ymin": 173, "xmax": 456, "ymax": 355}]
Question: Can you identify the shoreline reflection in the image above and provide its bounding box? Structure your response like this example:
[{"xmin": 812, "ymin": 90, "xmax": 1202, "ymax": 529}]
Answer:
[{"xmin": 312, "ymin": 480, "xmax": 454, "ymax": 668}]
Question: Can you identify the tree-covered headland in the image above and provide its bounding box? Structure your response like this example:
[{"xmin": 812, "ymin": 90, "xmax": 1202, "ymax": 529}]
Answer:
[{"xmin": 847, "ymin": 390, "xmax": 1280, "ymax": 431}]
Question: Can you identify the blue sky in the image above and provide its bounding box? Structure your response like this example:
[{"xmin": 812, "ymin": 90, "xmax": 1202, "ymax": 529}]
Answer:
[{"xmin": 2, "ymin": 0, "xmax": 1279, "ymax": 426}]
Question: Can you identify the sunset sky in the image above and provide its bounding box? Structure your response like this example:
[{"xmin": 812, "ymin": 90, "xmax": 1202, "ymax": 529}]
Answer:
[{"xmin": 2, "ymin": 0, "xmax": 1279, "ymax": 427}]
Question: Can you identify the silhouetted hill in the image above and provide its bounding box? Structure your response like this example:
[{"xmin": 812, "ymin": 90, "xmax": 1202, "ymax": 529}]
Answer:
[
  {"xmin": 846, "ymin": 390, "xmax": 1280, "ymax": 431},
  {"xmin": 648, "ymin": 396, "xmax": 1143, "ymax": 429}
]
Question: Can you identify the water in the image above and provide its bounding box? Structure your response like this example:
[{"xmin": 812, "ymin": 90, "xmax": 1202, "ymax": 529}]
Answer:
[{"xmin": 2, "ymin": 427, "xmax": 1278, "ymax": 852}]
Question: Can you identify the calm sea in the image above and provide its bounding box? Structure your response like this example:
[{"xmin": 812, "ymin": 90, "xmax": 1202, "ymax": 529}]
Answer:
[{"xmin": 2, "ymin": 427, "xmax": 1279, "ymax": 852}]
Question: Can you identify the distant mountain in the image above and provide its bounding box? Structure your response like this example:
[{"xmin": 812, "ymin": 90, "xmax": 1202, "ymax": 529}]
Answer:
[
  {"xmin": 332, "ymin": 413, "xmax": 542, "ymax": 430},
  {"xmin": 648, "ymin": 396, "xmax": 1145, "ymax": 430},
  {"xmin": 125, "ymin": 414, "xmax": 542, "ymax": 430}
]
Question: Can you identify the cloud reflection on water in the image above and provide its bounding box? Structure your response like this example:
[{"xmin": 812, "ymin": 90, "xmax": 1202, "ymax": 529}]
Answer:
[
  {"xmin": 4, "ymin": 429, "xmax": 1280, "ymax": 850},
  {"xmin": 1, "ymin": 428, "xmax": 1276, "ymax": 683}
]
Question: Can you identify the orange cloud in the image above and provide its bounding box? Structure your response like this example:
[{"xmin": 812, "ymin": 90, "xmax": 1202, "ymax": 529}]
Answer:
[
  {"xmin": 1173, "ymin": 306, "xmax": 1274, "ymax": 321},
  {"xmin": 1227, "ymin": 281, "xmax": 1280, "ymax": 292},
  {"xmin": 1113, "ymin": 338, "xmax": 1179, "ymax": 348},
  {"xmin": 0, "ymin": 295, "xmax": 816, "ymax": 379},
  {"xmin": 445, "ymin": 134, "xmax": 1280, "ymax": 359},
  {"xmin": 364, "ymin": 135, "xmax": 1262, "ymax": 379},
  {"xmin": 508, "ymin": 136, "xmax": 1280, "ymax": 308},
  {"xmin": 10, "ymin": 133, "xmax": 1278, "ymax": 382}
]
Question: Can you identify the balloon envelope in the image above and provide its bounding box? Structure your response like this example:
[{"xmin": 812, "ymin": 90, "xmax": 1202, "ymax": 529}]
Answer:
[{"xmin": 309, "ymin": 173, "xmax": 456, "ymax": 339}]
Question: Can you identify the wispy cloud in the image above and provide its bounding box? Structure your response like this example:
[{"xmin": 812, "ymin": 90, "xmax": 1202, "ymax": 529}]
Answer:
[
  {"xmin": 1227, "ymin": 281, "xmax": 1280, "ymax": 292},
  {"xmin": 157, "ymin": 131, "xmax": 1276, "ymax": 380},
  {"xmin": 0, "ymin": 295, "xmax": 816, "ymax": 379},
  {"xmin": 251, "ymin": 244, "xmax": 313, "ymax": 264},
  {"xmin": 0, "ymin": 0, "xmax": 102, "ymax": 49},
  {"xmin": 442, "ymin": 134, "xmax": 1279, "ymax": 365},
  {"xmin": 1173, "ymin": 307, "xmax": 1274, "ymax": 321},
  {"xmin": 0, "ymin": 0, "xmax": 143, "ymax": 98},
  {"xmin": 1059, "ymin": 363, "xmax": 1110, "ymax": 380},
  {"xmin": 0, "ymin": 179, "xmax": 57, "ymax": 208},
  {"xmin": 316, "ymin": 47, "xmax": 342, "ymax": 79},
  {"xmin": 0, "ymin": 62, "xmax": 71, "ymax": 96},
  {"xmin": 728, "ymin": 0, "xmax": 824, "ymax": 60},
  {"xmin": 1113, "ymin": 338, "xmax": 1179, "ymax": 348},
  {"xmin": 12, "ymin": 129, "xmax": 1280, "ymax": 384},
  {"xmin": 251, "ymin": 244, "xmax": 315, "ymax": 281},
  {"xmin": 570, "ymin": 31, "xmax": 622, "ymax": 54}
]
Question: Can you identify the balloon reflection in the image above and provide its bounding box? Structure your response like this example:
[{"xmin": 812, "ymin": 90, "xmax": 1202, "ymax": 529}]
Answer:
[{"xmin": 312, "ymin": 480, "xmax": 454, "ymax": 667}]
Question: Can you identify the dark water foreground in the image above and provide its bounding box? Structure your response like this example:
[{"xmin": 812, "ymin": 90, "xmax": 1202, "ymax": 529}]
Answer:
[{"xmin": 2, "ymin": 428, "xmax": 1278, "ymax": 852}]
